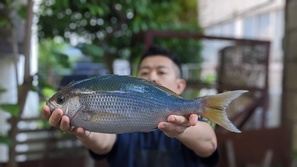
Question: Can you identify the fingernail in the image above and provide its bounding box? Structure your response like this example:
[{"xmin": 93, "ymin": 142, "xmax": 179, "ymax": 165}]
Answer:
[
  {"xmin": 160, "ymin": 123, "xmax": 166, "ymax": 129},
  {"xmin": 172, "ymin": 116, "xmax": 176, "ymax": 121}
]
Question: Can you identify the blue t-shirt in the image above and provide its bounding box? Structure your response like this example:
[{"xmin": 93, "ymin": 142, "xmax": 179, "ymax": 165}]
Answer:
[{"xmin": 89, "ymin": 130, "xmax": 219, "ymax": 167}]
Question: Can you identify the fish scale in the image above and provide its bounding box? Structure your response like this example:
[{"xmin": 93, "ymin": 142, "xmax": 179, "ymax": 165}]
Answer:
[{"xmin": 73, "ymin": 91, "xmax": 190, "ymax": 133}]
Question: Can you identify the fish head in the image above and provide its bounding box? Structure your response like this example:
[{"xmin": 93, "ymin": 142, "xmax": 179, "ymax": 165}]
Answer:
[{"xmin": 46, "ymin": 87, "xmax": 83, "ymax": 119}]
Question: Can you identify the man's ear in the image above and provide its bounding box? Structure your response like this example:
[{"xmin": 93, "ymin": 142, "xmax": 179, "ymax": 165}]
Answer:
[{"xmin": 176, "ymin": 79, "xmax": 186, "ymax": 95}]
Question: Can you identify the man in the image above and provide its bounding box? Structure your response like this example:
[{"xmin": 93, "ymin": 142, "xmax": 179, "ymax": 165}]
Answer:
[{"xmin": 42, "ymin": 45, "xmax": 219, "ymax": 166}]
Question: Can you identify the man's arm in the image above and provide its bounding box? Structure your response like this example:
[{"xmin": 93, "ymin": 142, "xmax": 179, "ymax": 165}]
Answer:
[
  {"xmin": 158, "ymin": 114, "xmax": 217, "ymax": 157},
  {"xmin": 42, "ymin": 105, "xmax": 116, "ymax": 155}
]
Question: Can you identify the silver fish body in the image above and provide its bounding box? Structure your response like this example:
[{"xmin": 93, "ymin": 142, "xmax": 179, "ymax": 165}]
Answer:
[{"xmin": 47, "ymin": 75, "xmax": 246, "ymax": 133}]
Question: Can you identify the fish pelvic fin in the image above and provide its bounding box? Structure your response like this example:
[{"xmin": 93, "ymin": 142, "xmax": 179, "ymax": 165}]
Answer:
[{"xmin": 199, "ymin": 90, "xmax": 248, "ymax": 133}]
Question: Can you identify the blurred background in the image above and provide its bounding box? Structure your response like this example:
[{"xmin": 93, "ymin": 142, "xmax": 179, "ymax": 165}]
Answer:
[{"xmin": 0, "ymin": 0, "xmax": 295, "ymax": 166}]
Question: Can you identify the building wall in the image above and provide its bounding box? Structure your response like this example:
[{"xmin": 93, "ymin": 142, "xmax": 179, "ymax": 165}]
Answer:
[
  {"xmin": 197, "ymin": 0, "xmax": 285, "ymax": 128},
  {"xmin": 199, "ymin": 0, "xmax": 285, "ymax": 28},
  {"xmin": 198, "ymin": 0, "xmax": 284, "ymax": 60}
]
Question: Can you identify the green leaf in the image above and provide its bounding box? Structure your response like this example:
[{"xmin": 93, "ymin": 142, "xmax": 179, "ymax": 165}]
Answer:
[
  {"xmin": 30, "ymin": 84, "xmax": 37, "ymax": 92},
  {"xmin": 17, "ymin": 5, "xmax": 27, "ymax": 19},
  {"xmin": 0, "ymin": 19, "xmax": 7, "ymax": 27},
  {"xmin": 0, "ymin": 104, "xmax": 19, "ymax": 117},
  {"xmin": 86, "ymin": 5, "xmax": 105, "ymax": 16},
  {"xmin": 52, "ymin": 51, "xmax": 70, "ymax": 68},
  {"xmin": 76, "ymin": 43, "xmax": 104, "ymax": 58},
  {"xmin": 0, "ymin": 87, "xmax": 6, "ymax": 94},
  {"xmin": 0, "ymin": 135, "xmax": 11, "ymax": 146},
  {"xmin": 96, "ymin": 6, "xmax": 104, "ymax": 16},
  {"xmin": 55, "ymin": 0, "xmax": 69, "ymax": 10},
  {"xmin": 42, "ymin": 87, "xmax": 56, "ymax": 99},
  {"xmin": 87, "ymin": 4, "xmax": 97, "ymax": 15}
]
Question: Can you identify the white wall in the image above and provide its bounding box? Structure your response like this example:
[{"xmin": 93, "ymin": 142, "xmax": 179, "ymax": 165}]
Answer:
[
  {"xmin": 197, "ymin": 0, "xmax": 285, "ymax": 128},
  {"xmin": 198, "ymin": 0, "xmax": 285, "ymax": 28}
]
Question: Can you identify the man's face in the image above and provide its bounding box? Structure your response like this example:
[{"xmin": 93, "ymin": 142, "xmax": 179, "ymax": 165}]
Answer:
[{"xmin": 138, "ymin": 55, "xmax": 185, "ymax": 95}]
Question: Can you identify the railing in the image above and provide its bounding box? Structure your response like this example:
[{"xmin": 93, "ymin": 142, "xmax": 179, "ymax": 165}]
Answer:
[{"xmin": 1, "ymin": 116, "xmax": 87, "ymax": 166}]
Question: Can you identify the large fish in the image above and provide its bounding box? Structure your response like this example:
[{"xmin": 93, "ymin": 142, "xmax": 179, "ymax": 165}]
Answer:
[{"xmin": 47, "ymin": 75, "xmax": 246, "ymax": 134}]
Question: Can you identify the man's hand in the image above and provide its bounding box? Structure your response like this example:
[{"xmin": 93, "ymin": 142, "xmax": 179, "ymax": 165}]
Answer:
[
  {"xmin": 158, "ymin": 114, "xmax": 217, "ymax": 157},
  {"xmin": 41, "ymin": 105, "xmax": 89, "ymax": 138},
  {"xmin": 158, "ymin": 114, "xmax": 198, "ymax": 138},
  {"xmin": 42, "ymin": 105, "xmax": 116, "ymax": 154}
]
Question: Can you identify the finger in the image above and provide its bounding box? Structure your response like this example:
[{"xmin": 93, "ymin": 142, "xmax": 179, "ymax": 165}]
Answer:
[
  {"xmin": 76, "ymin": 128, "xmax": 92, "ymax": 138},
  {"xmin": 189, "ymin": 114, "xmax": 198, "ymax": 126},
  {"xmin": 67, "ymin": 126, "xmax": 77, "ymax": 134},
  {"xmin": 60, "ymin": 115, "xmax": 71, "ymax": 132},
  {"xmin": 59, "ymin": 116, "xmax": 90, "ymax": 137},
  {"xmin": 75, "ymin": 127, "xmax": 85, "ymax": 136},
  {"xmin": 167, "ymin": 115, "xmax": 190, "ymax": 127},
  {"xmin": 158, "ymin": 122, "xmax": 185, "ymax": 136},
  {"xmin": 49, "ymin": 109, "xmax": 63, "ymax": 127},
  {"xmin": 41, "ymin": 105, "xmax": 51, "ymax": 119}
]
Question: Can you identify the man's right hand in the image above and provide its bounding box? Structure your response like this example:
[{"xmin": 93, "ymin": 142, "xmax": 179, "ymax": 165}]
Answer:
[{"xmin": 41, "ymin": 105, "xmax": 89, "ymax": 137}]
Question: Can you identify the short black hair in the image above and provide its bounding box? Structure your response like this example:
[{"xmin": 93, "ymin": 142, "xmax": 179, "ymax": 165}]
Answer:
[{"xmin": 139, "ymin": 45, "xmax": 182, "ymax": 77}]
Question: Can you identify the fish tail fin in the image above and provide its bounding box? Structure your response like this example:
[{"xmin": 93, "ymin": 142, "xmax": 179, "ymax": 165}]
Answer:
[{"xmin": 199, "ymin": 90, "xmax": 248, "ymax": 133}]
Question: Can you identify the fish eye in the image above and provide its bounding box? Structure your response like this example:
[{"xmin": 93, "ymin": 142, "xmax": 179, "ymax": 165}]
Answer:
[{"xmin": 56, "ymin": 94, "xmax": 65, "ymax": 104}]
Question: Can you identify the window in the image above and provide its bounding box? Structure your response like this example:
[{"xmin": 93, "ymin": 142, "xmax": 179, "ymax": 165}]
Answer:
[{"xmin": 243, "ymin": 13, "xmax": 271, "ymax": 39}]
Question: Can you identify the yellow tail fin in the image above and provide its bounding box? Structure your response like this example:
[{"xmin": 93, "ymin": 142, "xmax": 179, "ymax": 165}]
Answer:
[{"xmin": 200, "ymin": 90, "xmax": 248, "ymax": 133}]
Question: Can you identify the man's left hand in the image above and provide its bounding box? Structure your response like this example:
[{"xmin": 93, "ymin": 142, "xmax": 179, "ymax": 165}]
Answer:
[{"xmin": 158, "ymin": 114, "xmax": 198, "ymax": 138}]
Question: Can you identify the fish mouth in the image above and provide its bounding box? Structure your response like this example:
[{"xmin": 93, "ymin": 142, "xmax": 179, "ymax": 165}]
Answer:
[{"xmin": 46, "ymin": 101, "xmax": 56, "ymax": 113}]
